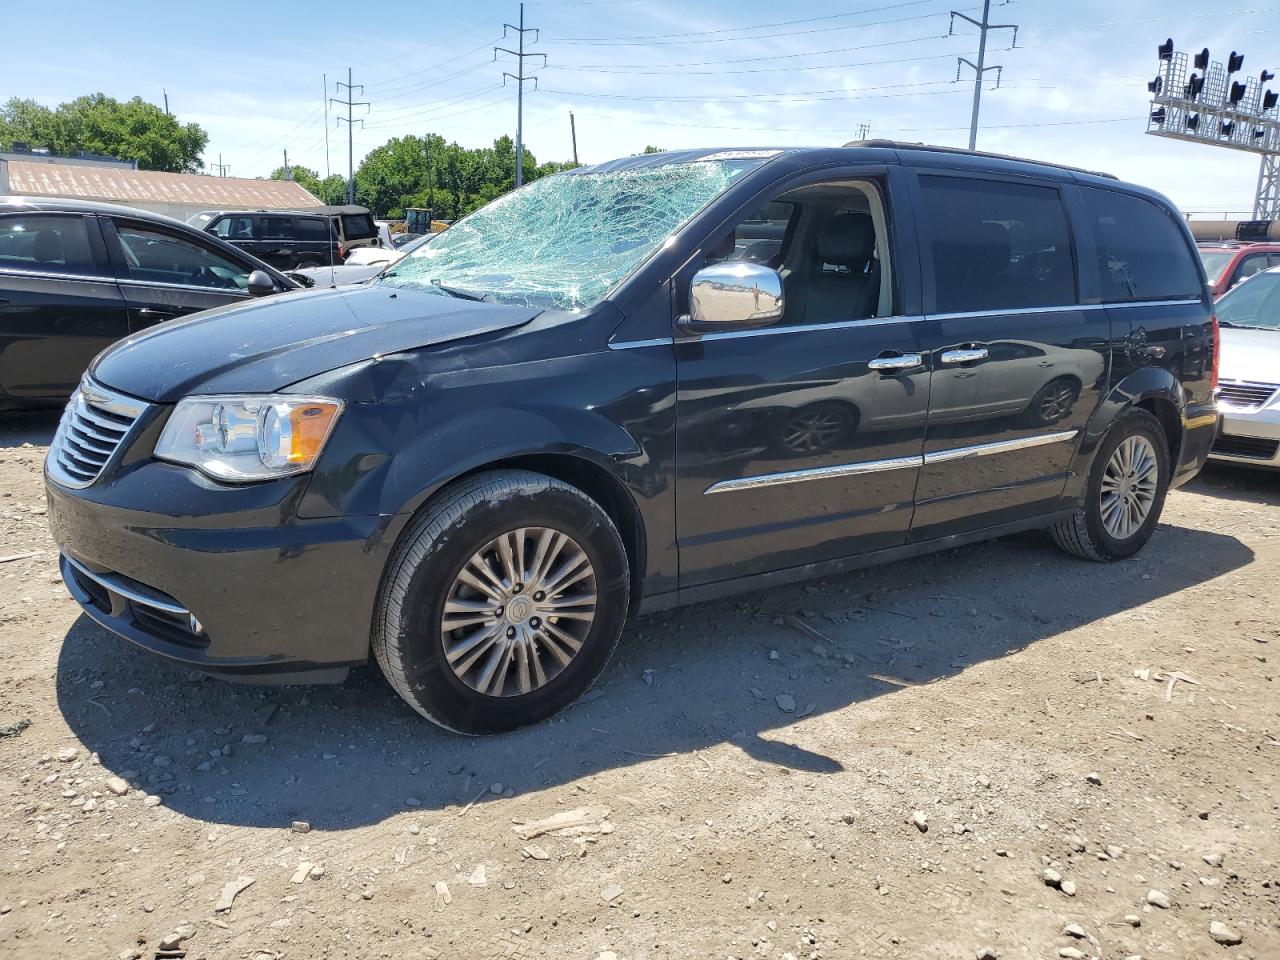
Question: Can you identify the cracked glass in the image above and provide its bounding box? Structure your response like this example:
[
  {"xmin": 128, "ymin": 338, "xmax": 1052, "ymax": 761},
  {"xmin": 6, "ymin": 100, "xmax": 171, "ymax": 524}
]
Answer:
[{"xmin": 380, "ymin": 158, "xmax": 769, "ymax": 311}]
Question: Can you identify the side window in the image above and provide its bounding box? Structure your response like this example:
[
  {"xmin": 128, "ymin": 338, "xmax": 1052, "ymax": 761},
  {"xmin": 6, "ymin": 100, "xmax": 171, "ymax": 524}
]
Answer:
[
  {"xmin": 114, "ymin": 223, "xmax": 253, "ymax": 291},
  {"xmin": 340, "ymin": 213, "xmax": 376, "ymax": 240},
  {"xmin": 1080, "ymin": 187, "xmax": 1202, "ymax": 302},
  {"xmin": 0, "ymin": 214, "xmax": 99, "ymax": 275},
  {"xmin": 919, "ymin": 175, "xmax": 1077, "ymax": 314},
  {"xmin": 213, "ymin": 216, "xmax": 254, "ymax": 241},
  {"xmin": 258, "ymin": 216, "xmax": 295, "ymax": 240},
  {"xmin": 295, "ymin": 217, "xmax": 331, "ymax": 242},
  {"xmin": 708, "ymin": 180, "xmax": 892, "ymax": 325},
  {"xmin": 1235, "ymin": 253, "xmax": 1271, "ymax": 285}
]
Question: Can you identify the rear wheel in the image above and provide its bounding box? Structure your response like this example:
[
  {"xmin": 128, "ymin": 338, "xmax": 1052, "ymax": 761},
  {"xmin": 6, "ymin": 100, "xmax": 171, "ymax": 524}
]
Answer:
[
  {"xmin": 372, "ymin": 470, "xmax": 630, "ymax": 734},
  {"xmin": 1052, "ymin": 409, "xmax": 1170, "ymax": 561}
]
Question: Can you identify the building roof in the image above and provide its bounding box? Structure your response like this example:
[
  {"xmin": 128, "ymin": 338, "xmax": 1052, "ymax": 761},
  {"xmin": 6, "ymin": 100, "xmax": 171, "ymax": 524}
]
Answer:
[{"xmin": 2, "ymin": 160, "xmax": 322, "ymax": 209}]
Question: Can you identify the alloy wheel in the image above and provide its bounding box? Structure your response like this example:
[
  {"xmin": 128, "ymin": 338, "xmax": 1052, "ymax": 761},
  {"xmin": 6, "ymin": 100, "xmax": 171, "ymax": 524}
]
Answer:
[
  {"xmin": 1099, "ymin": 435, "xmax": 1159, "ymax": 541},
  {"xmin": 440, "ymin": 527, "xmax": 597, "ymax": 698}
]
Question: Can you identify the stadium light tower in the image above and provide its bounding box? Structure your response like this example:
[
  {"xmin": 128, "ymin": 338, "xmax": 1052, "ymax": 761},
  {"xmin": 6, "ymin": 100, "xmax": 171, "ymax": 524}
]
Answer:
[{"xmin": 1146, "ymin": 40, "xmax": 1280, "ymax": 220}]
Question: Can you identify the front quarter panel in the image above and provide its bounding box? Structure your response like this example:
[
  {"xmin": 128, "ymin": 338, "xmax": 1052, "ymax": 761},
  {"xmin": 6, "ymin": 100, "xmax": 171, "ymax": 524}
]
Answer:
[{"xmin": 295, "ymin": 326, "xmax": 679, "ymax": 597}]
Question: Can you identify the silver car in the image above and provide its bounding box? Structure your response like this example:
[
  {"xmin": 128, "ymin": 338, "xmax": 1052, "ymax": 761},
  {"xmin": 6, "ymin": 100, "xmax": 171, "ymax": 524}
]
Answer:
[{"xmin": 1212, "ymin": 265, "xmax": 1280, "ymax": 468}]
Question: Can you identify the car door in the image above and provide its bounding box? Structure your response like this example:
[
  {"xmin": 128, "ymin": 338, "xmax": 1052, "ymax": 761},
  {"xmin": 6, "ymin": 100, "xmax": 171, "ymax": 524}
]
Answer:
[
  {"xmin": 674, "ymin": 169, "xmax": 933, "ymax": 587},
  {"xmin": 0, "ymin": 211, "xmax": 129, "ymax": 401},
  {"xmin": 255, "ymin": 215, "xmax": 300, "ymax": 269},
  {"xmin": 907, "ymin": 170, "xmax": 1111, "ymax": 542},
  {"xmin": 101, "ymin": 216, "xmax": 259, "ymax": 330}
]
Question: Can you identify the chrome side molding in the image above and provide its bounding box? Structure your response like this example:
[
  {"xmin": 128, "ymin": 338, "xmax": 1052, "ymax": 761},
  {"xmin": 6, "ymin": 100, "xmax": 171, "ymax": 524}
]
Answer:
[{"xmin": 704, "ymin": 430, "xmax": 1080, "ymax": 494}]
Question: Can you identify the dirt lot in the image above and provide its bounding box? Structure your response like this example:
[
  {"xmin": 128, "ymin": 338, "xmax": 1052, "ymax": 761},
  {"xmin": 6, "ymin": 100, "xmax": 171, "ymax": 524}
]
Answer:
[{"xmin": 0, "ymin": 410, "xmax": 1277, "ymax": 960}]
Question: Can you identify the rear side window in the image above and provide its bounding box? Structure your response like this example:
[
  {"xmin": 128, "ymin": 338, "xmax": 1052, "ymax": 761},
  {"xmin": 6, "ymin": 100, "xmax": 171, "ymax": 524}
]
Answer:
[
  {"xmin": 1081, "ymin": 187, "xmax": 1202, "ymax": 302},
  {"xmin": 0, "ymin": 214, "xmax": 98, "ymax": 275},
  {"xmin": 258, "ymin": 216, "xmax": 294, "ymax": 240},
  {"xmin": 339, "ymin": 213, "xmax": 376, "ymax": 240},
  {"xmin": 212, "ymin": 216, "xmax": 254, "ymax": 241},
  {"xmin": 919, "ymin": 175, "xmax": 1077, "ymax": 314},
  {"xmin": 295, "ymin": 217, "xmax": 331, "ymax": 241}
]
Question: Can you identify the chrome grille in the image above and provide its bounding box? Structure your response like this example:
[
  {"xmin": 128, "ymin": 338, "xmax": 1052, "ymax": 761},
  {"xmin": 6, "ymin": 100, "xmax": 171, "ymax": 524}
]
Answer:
[
  {"xmin": 1217, "ymin": 381, "xmax": 1279, "ymax": 410},
  {"xmin": 47, "ymin": 380, "xmax": 149, "ymax": 488}
]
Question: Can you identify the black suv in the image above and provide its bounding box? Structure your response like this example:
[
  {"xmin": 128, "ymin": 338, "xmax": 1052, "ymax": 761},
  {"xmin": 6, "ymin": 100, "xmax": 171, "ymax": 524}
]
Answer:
[
  {"xmin": 0, "ymin": 197, "xmax": 295, "ymax": 408},
  {"xmin": 202, "ymin": 211, "xmax": 343, "ymax": 271},
  {"xmin": 45, "ymin": 144, "xmax": 1217, "ymax": 734}
]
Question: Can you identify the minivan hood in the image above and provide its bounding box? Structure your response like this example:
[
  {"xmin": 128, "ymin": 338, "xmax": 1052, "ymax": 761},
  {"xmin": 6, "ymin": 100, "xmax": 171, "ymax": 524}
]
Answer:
[
  {"xmin": 90, "ymin": 286, "xmax": 539, "ymax": 402},
  {"xmin": 1220, "ymin": 326, "xmax": 1280, "ymax": 385}
]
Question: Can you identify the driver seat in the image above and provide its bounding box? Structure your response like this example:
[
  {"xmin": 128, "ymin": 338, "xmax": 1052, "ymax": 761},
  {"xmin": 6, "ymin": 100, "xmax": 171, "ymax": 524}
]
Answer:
[{"xmin": 789, "ymin": 212, "xmax": 880, "ymax": 324}]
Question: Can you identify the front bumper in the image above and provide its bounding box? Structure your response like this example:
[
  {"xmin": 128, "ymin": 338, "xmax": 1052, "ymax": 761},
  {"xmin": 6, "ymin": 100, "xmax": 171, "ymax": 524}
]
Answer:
[
  {"xmin": 1208, "ymin": 404, "xmax": 1280, "ymax": 470},
  {"xmin": 46, "ymin": 460, "xmax": 400, "ymax": 682}
]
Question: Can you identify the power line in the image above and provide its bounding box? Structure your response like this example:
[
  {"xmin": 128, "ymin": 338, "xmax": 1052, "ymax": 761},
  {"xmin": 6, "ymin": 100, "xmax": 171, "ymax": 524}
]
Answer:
[
  {"xmin": 495, "ymin": 2, "xmax": 545, "ymax": 187},
  {"xmin": 331, "ymin": 68, "xmax": 370, "ymax": 205}
]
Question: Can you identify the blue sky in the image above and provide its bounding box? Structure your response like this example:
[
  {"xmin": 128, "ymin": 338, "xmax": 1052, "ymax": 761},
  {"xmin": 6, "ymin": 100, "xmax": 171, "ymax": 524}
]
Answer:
[{"xmin": 9, "ymin": 0, "xmax": 1280, "ymax": 213}]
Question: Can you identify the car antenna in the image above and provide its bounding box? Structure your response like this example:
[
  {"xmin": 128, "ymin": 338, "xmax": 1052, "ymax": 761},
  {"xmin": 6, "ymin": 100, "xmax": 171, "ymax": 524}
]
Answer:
[{"xmin": 327, "ymin": 214, "xmax": 339, "ymax": 289}]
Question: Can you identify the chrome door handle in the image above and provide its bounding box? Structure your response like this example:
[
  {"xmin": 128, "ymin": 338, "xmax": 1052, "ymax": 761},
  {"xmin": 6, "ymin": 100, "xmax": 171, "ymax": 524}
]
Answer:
[
  {"xmin": 941, "ymin": 348, "xmax": 989, "ymax": 365},
  {"xmin": 868, "ymin": 353, "xmax": 924, "ymax": 371}
]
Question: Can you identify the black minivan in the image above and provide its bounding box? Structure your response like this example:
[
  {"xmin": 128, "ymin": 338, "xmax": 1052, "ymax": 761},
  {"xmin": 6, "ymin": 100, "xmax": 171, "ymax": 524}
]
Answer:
[{"xmin": 45, "ymin": 143, "xmax": 1217, "ymax": 734}]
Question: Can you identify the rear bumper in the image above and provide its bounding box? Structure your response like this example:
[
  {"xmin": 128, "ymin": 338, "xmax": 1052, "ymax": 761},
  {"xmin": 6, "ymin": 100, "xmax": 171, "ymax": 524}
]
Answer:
[
  {"xmin": 1208, "ymin": 405, "xmax": 1280, "ymax": 469},
  {"xmin": 1171, "ymin": 400, "xmax": 1218, "ymax": 488},
  {"xmin": 46, "ymin": 461, "xmax": 401, "ymax": 682}
]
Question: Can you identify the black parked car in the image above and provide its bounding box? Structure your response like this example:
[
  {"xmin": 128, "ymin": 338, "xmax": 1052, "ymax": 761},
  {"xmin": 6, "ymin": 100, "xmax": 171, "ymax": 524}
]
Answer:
[
  {"xmin": 201, "ymin": 211, "xmax": 342, "ymax": 271},
  {"xmin": 0, "ymin": 197, "xmax": 296, "ymax": 408},
  {"xmin": 45, "ymin": 144, "xmax": 1217, "ymax": 734}
]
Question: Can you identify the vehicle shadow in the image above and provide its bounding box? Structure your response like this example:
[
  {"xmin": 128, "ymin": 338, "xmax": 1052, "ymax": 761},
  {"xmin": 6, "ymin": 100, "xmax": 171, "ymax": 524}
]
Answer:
[
  {"xmin": 0, "ymin": 410, "xmax": 59, "ymax": 449},
  {"xmin": 1186, "ymin": 462, "xmax": 1280, "ymax": 507},
  {"xmin": 55, "ymin": 523, "xmax": 1252, "ymax": 830}
]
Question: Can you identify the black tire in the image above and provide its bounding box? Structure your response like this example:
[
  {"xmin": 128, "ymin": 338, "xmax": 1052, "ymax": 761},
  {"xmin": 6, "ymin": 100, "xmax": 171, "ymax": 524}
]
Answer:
[
  {"xmin": 1051, "ymin": 409, "xmax": 1171, "ymax": 562},
  {"xmin": 372, "ymin": 470, "xmax": 630, "ymax": 734}
]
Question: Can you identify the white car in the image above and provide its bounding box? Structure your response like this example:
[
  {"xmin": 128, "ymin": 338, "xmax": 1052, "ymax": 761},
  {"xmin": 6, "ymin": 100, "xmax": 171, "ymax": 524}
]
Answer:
[
  {"xmin": 292, "ymin": 233, "xmax": 430, "ymax": 287},
  {"xmin": 1211, "ymin": 265, "xmax": 1280, "ymax": 469}
]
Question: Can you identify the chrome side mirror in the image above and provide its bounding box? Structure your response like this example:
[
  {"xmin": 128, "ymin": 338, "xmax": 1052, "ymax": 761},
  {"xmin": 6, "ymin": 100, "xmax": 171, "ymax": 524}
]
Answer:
[
  {"xmin": 246, "ymin": 270, "xmax": 276, "ymax": 297},
  {"xmin": 685, "ymin": 262, "xmax": 784, "ymax": 329}
]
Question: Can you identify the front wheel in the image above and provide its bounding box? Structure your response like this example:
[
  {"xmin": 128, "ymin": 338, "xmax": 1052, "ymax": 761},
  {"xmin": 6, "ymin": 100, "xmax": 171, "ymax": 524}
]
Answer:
[
  {"xmin": 372, "ymin": 470, "xmax": 630, "ymax": 734},
  {"xmin": 1051, "ymin": 409, "xmax": 1170, "ymax": 561}
]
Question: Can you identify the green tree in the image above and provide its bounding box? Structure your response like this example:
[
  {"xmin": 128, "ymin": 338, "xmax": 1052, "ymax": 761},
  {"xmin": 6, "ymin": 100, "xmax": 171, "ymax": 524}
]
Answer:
[
  {"xmin": 641, "ymin": 145, "xmax": 666, "ymax": 154},
  {"xmin": 0, "ymin": 94, "xmax": 207, "ymax": 172}
]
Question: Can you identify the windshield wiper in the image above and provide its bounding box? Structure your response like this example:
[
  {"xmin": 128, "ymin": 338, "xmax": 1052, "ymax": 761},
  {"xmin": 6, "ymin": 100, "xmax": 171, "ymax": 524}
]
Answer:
[{"xmin": 431, "ymin": 280, "xmax": 487, "ymax": 302}]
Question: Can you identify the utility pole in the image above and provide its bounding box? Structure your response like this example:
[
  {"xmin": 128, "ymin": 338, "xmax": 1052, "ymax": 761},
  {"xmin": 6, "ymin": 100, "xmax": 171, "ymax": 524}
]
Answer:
[
  {"xmin": 283, "ymin": 148, "xmax": 292, "ymax": 180},
  {"xmin": 951, "ymin": 0, "xmax": 1018, "ymax": 150},
  {"xmin": 163, "ymin": 90, "xmax": 169, "ymax": 116},
  {"xmin": 495, "ymin": 3, "xmax": 546, "ymax": 188},
  {"xmin": 210, "ymin": 154, "xmax": 230, "ymax": 178},
  {"xmin": 855, "ymin": 122, "xmax": 871, "ymax": 140},
  {"xmin": 423, "ymin": 138, "xmax": 436, "ymax": 217},
  {"xmin": 322, "ymin": 73, "xmax": 332, "ymax": 204},
  {"xmin": 331, "ymin": 67, "xmax": 369, "ymax": 205},
  {"xmin": 570, "ymin": 111, "xmax": 579, "ymax": 165}
]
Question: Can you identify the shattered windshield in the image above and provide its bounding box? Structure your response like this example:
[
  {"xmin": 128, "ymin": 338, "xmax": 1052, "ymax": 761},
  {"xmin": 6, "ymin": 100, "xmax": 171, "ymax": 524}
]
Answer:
[{"xmin": 379, "ymin": 158, "xmax": 767, "ymax": 310}]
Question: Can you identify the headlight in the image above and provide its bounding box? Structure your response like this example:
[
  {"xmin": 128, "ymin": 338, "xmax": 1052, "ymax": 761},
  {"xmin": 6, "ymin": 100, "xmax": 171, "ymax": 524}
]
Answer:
[{"xmin": 155, "ymin": 395, "xmax": 344, "ymax": 481}]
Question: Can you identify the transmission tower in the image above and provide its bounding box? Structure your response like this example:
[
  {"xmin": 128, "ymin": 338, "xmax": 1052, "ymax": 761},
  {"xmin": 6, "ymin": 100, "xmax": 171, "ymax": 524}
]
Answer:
[
  {"xmin": 495, "ymin": 3, "xmax": 546, "ymax": 188},
  {"xmin": 331, "ymin": 67, "xmax": 369, "ymax": 205},
  {"xmin": 951, "ymin": 1, "xmax": 1019, "ymax": 150}
]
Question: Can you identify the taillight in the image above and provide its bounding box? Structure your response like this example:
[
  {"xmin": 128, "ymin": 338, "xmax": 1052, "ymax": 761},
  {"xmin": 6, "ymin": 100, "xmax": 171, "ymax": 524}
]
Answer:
[
  {"xmin": 1210, "ymin": 314, "xmax": 1220, "ymax": 391},
  {"xmin": 338, "ymin": 244, "xmax": 345, "ymax": 260}
]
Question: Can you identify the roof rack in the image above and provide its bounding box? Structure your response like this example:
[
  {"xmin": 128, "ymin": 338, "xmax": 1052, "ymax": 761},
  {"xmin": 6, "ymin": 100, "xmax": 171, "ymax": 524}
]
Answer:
[{"xmin": 843, "ymin": 139, "xmax": 1118, "ymax": 181}]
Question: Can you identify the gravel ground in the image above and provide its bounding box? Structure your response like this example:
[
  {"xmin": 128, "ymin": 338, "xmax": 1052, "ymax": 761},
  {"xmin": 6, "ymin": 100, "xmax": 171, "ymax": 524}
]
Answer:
[{"xmin": 1, "ymin": 410, "xmax": 1277, "ymax": 960}]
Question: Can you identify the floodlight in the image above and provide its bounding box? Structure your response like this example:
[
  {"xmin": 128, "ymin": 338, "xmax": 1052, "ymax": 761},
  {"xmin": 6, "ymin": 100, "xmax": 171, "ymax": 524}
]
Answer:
[
  {"xmin": 1221, "ymin": 120, "xmax": 1235, "ymax": 137},
  {"xmin": 1150, "ymin": 107, "xmax": 1167, "ymax": 124},
  {"xmin": 1263, "ymin": 70, "xmax": 1276, "ymax": 84},
  {"xmin": 1230, "ymin": 81, "xmax": 1248, "ymax": 106},
  {"xmin": 1158, "ymin": 39, "xmax": 1174, "ymax": 60},
  {"xmin": 1148, "ymin": 75, "xmax": 1163, "ymax": 95},
  {"xmin": 1228, "ymin": 52, "xmax": 1245, "ymax": 74},
  {"xmin": 1186, "ymin": 114, "xmax": 1200, "ymax": 131},
  {"xmin": 1264, "ymin": 90, "xmax": 1279, "ymax": 112},
  {"xmin": 1194, "ymin": 48, "xmax": 1210, "ymax": 71},
  {"xmin": 1187, "ymin": 74, "xmax": 1205, "ymax": 99}
]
